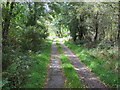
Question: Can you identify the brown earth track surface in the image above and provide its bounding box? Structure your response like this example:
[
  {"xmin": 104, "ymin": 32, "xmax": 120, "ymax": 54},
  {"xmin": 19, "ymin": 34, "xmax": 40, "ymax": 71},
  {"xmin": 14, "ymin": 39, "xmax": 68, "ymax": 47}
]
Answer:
[
  {"xmin": 44, "ymin": 41, "xmax": 65, "ymax": 88},
  {"xmin": 60, "ymin": 42, "xmax": 109, "ymax": 88}
]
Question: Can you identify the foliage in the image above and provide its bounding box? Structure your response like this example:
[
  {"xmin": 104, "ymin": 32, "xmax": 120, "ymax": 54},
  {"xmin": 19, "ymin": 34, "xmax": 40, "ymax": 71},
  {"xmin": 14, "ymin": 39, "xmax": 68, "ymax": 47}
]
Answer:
[
  {"xmin": 65, "ymin": 41, "xmax": 119, "ymax": 88},
  {"xmin": 2, "ymin": 52, "xmax": 33, "ymax": 88},
  {"xmin": 2, "ymin": 40, "xmax": 52, "ymax": 89},
  {"xmin": 21, "ymin": 40, "xmax": 52, "ymax": 88},
  {"xmin": 2, "ymin": 1, "xmax": 119, "ymax": 89},
  {"xmin": 2, "ymin": 2, "xmax": 51, "ymax": 89},
  {"xmin": 50, "ymin": 2, "xmax": 118, "ymax": 44},
  {"xmin": 21, "ymin": 26, "xmax": 48, "ymax": 52}
]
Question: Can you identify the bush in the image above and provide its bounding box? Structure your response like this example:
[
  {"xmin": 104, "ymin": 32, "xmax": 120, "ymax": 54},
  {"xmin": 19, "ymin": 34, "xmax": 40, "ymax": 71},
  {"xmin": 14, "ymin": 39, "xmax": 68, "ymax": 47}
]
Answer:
[
  {"xmin": 75, "ymin": 40, "xmax": 86, "ymax": 45},
  {"xmin": 21, "ymin": 26, "xmax": 48, "ymax": 52},
  {"xmin": 2, "ymin": 25, "xmax": 49, "ymax": 88}
]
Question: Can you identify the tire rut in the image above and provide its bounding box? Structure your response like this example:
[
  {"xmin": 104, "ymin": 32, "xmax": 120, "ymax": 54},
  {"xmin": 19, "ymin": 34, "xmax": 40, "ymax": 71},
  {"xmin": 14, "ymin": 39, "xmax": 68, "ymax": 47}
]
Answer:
[
  {"xmin": 44, "ymin": 41, "xmax": 65, "ymax": 88},
  {"xmin": 60, "ymin": 42, "xmax": 109, "ymax": 88}
]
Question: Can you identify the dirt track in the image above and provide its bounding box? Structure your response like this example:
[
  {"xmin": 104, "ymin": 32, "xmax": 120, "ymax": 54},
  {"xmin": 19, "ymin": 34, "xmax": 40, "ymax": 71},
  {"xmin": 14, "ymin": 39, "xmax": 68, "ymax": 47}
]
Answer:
[
  {"xmin": 44, "ymin": 41, "xmax": 65, "ymax": 88},
  {"xmin": 60, "ymin": 42, "xmax": 108, "ymax": 88}
]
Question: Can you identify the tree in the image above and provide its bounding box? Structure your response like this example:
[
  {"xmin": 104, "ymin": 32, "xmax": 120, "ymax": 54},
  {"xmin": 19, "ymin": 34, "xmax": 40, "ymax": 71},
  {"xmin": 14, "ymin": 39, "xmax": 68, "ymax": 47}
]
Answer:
[{"xmin": 2, "ymin": 2, "xmax": 14, "ymax": 40}]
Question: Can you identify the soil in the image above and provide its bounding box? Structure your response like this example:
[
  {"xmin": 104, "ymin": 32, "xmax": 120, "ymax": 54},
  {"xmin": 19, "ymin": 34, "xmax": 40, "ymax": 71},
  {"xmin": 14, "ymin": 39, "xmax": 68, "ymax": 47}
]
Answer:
[
  {"xmin": 44, "ymin": 41, "xmax": 65, "ymax": 88},
  {"xmin": 60, "ymin": 42, "xmax": 109, "ymax": 88}
]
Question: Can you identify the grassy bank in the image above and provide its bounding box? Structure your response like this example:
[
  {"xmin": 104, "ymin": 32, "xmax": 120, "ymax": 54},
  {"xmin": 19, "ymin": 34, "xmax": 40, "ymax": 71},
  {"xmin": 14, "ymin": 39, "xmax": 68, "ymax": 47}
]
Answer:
[
  {"xmin": 65, "ymin": 41, "xmax": 119, "ymax": 88},
  {"xmin": 2, "ymin": 39, "xmax": 52, "ymax": 89},
  {"xmin": 22, "ymin": 40, "xmax": 52, "ymax": 88}
]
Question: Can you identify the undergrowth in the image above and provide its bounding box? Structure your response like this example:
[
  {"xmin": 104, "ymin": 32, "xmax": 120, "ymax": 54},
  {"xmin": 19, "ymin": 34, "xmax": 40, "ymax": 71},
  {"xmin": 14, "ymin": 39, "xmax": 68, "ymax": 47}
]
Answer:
[
  {"xmin": 65, "ymin": 41, "xmax": 119, "ymax": 88},
  {"xmin": 2, "ymin": 39, "xmax": 52, "ymax": 89},
  {"xmin": 21, "ymin": 39, "xmax": 52, "ymax": 88}
]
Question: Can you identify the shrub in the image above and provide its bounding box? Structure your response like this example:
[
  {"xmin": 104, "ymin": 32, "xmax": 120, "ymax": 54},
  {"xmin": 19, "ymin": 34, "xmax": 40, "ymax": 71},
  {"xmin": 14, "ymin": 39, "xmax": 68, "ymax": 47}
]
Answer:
[{"xmin": 21, "ymin": 26, "xmax": 48, "ymax": 52}]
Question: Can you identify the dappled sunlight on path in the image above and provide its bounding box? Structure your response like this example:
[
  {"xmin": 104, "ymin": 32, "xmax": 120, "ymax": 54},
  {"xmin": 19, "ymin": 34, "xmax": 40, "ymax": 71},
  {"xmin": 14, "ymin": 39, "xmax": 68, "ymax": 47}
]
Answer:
[
  {"xmin": 44, "ymin": 41, "xmax": 65, "ymax": 88},
  {"xmin": 60, "ymin": 43, "xmax": 109, "ymax": 88}
]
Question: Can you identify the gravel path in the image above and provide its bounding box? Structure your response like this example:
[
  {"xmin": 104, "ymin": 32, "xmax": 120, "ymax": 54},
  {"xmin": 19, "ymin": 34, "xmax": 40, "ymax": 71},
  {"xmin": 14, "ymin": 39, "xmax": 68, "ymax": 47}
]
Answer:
[
  {"xmin": 44, "ymin": 41, "xmax": 65, "ymax": 88},
  {"xmin": 60, "ymin": 43, "xmax": 108, "ymax": 88}
]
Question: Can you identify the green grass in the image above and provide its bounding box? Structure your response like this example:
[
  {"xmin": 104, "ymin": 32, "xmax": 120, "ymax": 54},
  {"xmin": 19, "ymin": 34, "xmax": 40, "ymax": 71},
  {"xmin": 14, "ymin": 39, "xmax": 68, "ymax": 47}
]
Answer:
[
  {"xmin": 65, "ymin": 41, "xmax": 119, "ymax": 88},
  {"xmin": 2, "ymin": 40, "xmax": 52, "ymax": 89},
  {"xmin": 22, "ymin": 40, "xmax": 52, "ymax": 88},
  {"xmin": 56, "ymin": 41, "xmax": 63, "ymax": 54},
  {"xmin": 60, "ymin": 55, "xmax": 84, "ymax": 88},
  {"xmin": 56, "ymin": 41, "xmax": 84, "ymax": 88}
]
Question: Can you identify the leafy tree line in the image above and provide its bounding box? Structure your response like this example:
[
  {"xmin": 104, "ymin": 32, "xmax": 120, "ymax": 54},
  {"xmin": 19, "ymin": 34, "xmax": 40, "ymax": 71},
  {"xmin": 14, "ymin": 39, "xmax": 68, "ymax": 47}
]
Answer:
[
  {"xmin": 51, "ymin": 2, "xmax": 119, "ymax": 47},
  {"xmin": 2, "ymin": 2, "xmax": 51, "ymax": 88},
  {"xmin": 1, "ymin": 1, "xmax": 119, "ymax": 88}
]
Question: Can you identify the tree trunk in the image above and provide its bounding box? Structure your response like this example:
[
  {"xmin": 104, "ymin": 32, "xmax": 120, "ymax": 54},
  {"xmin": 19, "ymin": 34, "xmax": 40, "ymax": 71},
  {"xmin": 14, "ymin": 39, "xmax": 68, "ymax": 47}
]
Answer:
[
  {"xmin": 94, "ymin": 23, "xmax": 98, "ymax": 41},
  {"xmin": 2, "ymin": 2, "xmax": 14, "ymax": 40},
  {"xmin": 34, "ymin": 2, "xmax": 37, "ymax": 25},
  {"xmin": 78, "ymin": 27, "xmax": 83, "ymax": 40},
  {"xmin": 94, "ymin": 11, "xmax": 99, "ymax": 41},
  {"xmin": 78, "ymin": 15, "xmax": 84, "ymax": 40},
  {"xmin": 117, "ymin": 13, "xmax": 120, "ymax": 40},
  {"xmin": 73, "ymin": 35, "xmax": 77, "ymax": 42},
  {"xmin": 118, "ymin": 1, "xmax": 120, "ymax": 56}
]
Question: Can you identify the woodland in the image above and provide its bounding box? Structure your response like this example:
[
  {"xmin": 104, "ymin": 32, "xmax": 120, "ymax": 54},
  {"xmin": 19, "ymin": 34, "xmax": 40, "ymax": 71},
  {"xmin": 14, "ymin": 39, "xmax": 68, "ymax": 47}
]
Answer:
[{"xmin": 1, "ymin": 1, "xmax": 119, "ymax": 89}]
